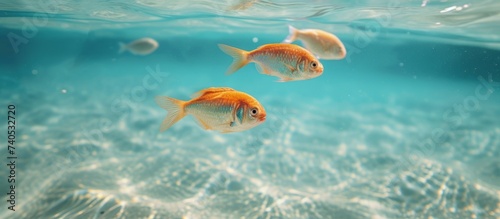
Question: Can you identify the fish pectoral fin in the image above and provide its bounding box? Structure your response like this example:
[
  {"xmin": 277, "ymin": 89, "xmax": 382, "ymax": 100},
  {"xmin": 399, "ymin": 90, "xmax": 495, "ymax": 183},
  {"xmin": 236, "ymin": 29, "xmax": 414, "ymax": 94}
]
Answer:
[
  {"xmin": 230, "ymin": 121, "xmax": 236, "ymax": 127},
  {"xmin": 194, "ymin": 117, "xmax": 212, "ymax": 130},
  {"xmin": 255, "ymin": 63, "xmax": 273, "ymax": 75},
  {"xmin": 285, "ymin": 63, "xmax": 296, "ymax": 73}
]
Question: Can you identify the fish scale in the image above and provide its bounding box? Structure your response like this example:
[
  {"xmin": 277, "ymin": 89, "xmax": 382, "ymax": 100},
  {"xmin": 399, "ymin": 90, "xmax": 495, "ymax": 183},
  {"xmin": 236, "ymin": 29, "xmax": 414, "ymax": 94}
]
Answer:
[
  {"xmin": 251, "ymin": 46, "xmax": 302, "ymax": 77},
  {"xmin": 187, "ymin": 102, "xmax": 232, "ymax": 123}
]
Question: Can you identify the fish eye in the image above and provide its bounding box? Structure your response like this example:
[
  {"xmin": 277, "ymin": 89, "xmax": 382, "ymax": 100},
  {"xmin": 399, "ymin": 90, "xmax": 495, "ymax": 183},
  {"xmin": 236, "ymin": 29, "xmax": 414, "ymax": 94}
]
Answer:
[
  {"xmin": 310, "ymin": 62, "xmax": 317, "ymax": 68},
  {"xmin": 250, "ymin": 108, "xmax": 258, "ymax": 116}
]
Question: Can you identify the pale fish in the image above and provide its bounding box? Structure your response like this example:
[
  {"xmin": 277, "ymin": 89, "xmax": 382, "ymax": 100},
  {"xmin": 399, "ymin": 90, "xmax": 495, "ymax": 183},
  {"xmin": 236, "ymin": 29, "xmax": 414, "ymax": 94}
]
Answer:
[
  {"xmin": 228, "ymin": 0, "xmax": 258, "ymax": 10},
  {"xmin": 119, "ymin": 37, "xmax": 159, "ymax": 55},
  {"xmin": 218, "ymin": 43, "xmax": 324, "ymax": 82},
  {"xmin": 155, "ymin": 87, "xmax": 266, "ymax": 133},
  {"xmin": 283, "ymin": 25, "xmax": 346, "ymax": 60}
]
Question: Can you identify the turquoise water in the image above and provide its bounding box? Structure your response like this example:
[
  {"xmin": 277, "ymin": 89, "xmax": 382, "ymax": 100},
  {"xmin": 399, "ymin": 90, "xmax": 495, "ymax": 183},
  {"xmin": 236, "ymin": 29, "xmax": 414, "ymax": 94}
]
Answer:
[{"xmin": 1, "ymin": 0, "xmax": 500, "ymax": 218}]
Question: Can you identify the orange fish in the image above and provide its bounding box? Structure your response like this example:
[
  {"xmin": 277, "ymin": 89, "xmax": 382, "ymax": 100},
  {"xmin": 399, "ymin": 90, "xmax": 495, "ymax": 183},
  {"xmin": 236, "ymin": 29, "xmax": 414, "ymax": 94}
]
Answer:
[
  {"xmin": 218, "ymin": 43, "xmax": 324, "ymax": 82},
  {"xmin": 283, "ymin": 25, "xmax": 346, "ymax": 60},
  {"xmin": 155, "ymin": 87, "xmax": 266, "ymax": 133}
]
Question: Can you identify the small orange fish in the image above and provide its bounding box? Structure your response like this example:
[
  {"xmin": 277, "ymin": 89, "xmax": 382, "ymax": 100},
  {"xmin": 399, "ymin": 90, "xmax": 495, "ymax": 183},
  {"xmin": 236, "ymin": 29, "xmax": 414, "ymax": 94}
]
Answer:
[
  {"xmin": 155, "ymin": 87, "xmax": 266, "ymax": 133},
  {"xmin": 218, "ymin": 43, "xmax": 324, "ymax": 82},
  {"xmin": 283, "ymin": 25, "xmax": 346, "ymax": 60}
]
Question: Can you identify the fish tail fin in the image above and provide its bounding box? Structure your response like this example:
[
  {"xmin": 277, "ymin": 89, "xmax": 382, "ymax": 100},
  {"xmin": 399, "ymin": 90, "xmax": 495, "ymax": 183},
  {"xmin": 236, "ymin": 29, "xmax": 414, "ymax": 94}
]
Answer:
[
  {"xmin": 218, "ymin": 44, "xmax": 249, "ymax": 75},
  {"xmin": 283, "ymin": 25, "xmax": 298, "ymax": 43},
  {"xmin": 155, "ymin": 96, "xmax": 187, "ymax": 132},
  {"xmin": 118, "ymin": 42, "xmax": 127, "ymax": 54}
]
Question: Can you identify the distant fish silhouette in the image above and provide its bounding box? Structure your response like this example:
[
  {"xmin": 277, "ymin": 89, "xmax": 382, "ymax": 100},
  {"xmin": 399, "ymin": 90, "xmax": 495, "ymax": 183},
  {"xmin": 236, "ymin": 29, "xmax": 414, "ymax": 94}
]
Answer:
[
  {"xmin": 118, "ymin": 37, "xmax": 159, "ymax": 55},
  {"xmin": 228, "ymin": 0, "xmax": 259, "ymax": 10}
]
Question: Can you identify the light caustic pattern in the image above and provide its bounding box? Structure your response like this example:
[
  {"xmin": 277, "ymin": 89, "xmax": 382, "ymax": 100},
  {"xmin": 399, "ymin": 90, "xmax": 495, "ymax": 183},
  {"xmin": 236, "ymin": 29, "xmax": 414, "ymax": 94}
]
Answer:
[
  {"xmin": 3, "ymin": 0, "xmax": 500, "ymax": 49},
  {"xmin": 1, "ymin": 85, "xmax": 499, "ymax": 219}
]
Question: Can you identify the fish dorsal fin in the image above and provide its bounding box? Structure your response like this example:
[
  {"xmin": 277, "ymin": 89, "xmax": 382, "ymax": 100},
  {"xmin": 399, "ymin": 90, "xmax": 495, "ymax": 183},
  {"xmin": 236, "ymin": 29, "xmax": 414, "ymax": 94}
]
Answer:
[{"xmin": 191, "ymin": 87, "xmax": 235, "ymax": 98}]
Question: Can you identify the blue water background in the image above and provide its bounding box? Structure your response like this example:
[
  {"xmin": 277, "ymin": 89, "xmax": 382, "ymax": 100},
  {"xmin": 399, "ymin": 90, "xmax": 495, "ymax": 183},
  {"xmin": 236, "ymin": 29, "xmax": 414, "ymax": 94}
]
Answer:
[{"xmin": 1, "ymin": 0, "xmax": 500, "ymax": 218}]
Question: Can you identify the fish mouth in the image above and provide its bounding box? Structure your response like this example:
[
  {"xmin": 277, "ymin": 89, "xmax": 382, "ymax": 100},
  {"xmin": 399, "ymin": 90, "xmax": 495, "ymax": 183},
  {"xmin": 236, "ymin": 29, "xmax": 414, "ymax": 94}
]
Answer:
[
  {"xmin": 259, "ymin": 115, "xmax": 266, "ymax": 122},
  {"xmin": 318, "ymin": 65, "xmax": 324, "ymax": 74},
  {"xmin": 310, "ymin": 69, "xmax": 323, "ymax": 78},
  {"xmin": 312, "ymin": 66, "xmax": 324, "ymax": 75}
]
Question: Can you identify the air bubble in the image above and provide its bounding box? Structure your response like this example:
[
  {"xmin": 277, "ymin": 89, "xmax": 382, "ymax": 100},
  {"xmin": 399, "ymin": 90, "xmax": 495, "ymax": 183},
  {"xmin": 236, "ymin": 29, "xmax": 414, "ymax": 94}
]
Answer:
[
  {"xmin": 32, "ymin": 69, "xmax": 38, "ymax": 75},
  {"xmin": 61, "ymin": 89, "xmax": 67, "ymax": 94},
  {"xmin": 252, "ymin": 37, "xmax": 258, "ymax": 43}
]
